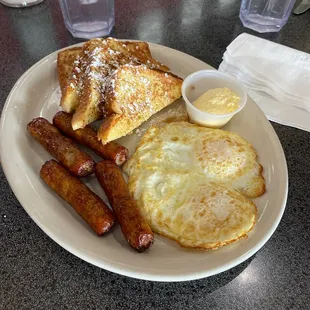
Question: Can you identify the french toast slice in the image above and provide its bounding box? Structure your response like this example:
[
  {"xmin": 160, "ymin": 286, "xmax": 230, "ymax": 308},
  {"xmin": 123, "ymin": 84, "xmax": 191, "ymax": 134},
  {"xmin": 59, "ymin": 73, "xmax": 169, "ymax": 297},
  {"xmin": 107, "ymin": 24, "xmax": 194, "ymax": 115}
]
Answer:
[
  {"xmin": 70, "ymin": 39, "xmax": 108, "ymax": 129},
  {"xmin": 59, "ymin": 47, "xmax": 85, "ymax": 113},
  {"xmin": 97, "ymin": 64, "xmax": 183, "ymax": 144},
  {"xmin": 59, "ymin": 39, "xmax": 107, "ymax": 115},
  {"xmin": 57, "ymin": 47, "xmax": 81, "ymax": 95},
  {"xmin": 70, "ymin": 38, "xmax": 171, "ymax": 130}
]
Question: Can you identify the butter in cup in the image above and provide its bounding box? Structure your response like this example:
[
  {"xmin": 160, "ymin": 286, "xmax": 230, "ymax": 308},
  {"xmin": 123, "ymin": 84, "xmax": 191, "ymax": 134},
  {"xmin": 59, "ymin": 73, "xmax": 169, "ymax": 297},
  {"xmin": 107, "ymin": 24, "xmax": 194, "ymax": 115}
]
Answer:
[{"xmin": 182, "ymin": 70, "xmax": 247, "ymax": 128}]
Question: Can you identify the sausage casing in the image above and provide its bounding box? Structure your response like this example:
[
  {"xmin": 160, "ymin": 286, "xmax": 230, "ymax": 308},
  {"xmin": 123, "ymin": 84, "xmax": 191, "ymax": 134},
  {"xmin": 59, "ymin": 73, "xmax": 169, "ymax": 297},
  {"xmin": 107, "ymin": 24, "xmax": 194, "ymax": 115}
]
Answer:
[
  {"xmin": 40, "ymin": 160, "xmax": 116, "ymax": 235},
  {"xmin": 27, "ymin": 117, "xmax": 95, "ymax": 177},
  {"xmin": 95, "ymin": 160, "xmax": 154, "ymax": 252},
  {"xmin": 53, "ymin": 111, "xmax": 129, "ymax": 166}
]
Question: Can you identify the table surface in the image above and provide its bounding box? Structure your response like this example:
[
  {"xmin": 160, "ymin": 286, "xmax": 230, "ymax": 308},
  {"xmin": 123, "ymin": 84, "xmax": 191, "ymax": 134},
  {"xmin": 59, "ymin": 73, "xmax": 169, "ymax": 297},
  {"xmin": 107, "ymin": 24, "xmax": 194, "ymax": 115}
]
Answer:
[{"xmin": 1, "ymin": 1, "xmax": 310, "ymax": 309}]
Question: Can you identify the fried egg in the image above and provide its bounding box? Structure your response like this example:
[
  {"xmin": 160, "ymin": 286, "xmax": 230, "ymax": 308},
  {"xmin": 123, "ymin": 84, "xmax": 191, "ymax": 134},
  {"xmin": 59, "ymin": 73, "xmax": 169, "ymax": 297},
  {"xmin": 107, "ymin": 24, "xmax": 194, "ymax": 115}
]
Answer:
[
  {"xmin": 125, "ymin": 122, "xmax": 265, "ymax": 198},
  {"xmin": 123, "ymin": 121, "xmax": 264, "ymax": 250}
]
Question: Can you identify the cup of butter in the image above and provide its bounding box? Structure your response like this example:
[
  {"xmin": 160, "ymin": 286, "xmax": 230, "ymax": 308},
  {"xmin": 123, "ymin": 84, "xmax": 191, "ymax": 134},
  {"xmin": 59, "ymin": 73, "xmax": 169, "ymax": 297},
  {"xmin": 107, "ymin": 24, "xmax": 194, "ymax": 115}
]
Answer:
[{"xmin": 182, "ymin": 70, "xmax": 247, "ymax": 128}]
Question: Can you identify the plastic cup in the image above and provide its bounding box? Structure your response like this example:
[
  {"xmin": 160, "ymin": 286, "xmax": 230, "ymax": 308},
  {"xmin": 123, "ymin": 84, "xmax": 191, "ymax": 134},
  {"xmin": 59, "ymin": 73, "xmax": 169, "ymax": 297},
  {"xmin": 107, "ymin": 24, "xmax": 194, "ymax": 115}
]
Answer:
[
  {"xmin": 239, "ymin": 0, "xmax": 296, "ymax": 33},
  {"xmin": 59, "ymin": 0, "xmax": 115, "ymax": 39},
  {"xmin": 182, "ymin": 70, "xmax": 247, "ymax": 128},
  {"xmin": 0, "ymin": 0, "xmax": 44, "ymax": 7}
]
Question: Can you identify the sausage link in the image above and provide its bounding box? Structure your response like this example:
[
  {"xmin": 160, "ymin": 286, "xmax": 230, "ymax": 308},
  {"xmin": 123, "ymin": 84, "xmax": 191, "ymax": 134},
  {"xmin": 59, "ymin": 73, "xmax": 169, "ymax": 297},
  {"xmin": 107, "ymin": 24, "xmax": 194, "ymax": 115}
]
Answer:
[
  {"xmin": 95, "ymin": 160, "xmax": 154, "ymax": 252},
  {"xmin": 40, "ymin": 160, "xmax": 116, "ymax": 235},
  {"xmin": 53, "ymin": 111, "xmax": 129, "ymax": 166},
  {"xmin": 27, "ymin": 117, "xmax": 95, "ymax": 177}
]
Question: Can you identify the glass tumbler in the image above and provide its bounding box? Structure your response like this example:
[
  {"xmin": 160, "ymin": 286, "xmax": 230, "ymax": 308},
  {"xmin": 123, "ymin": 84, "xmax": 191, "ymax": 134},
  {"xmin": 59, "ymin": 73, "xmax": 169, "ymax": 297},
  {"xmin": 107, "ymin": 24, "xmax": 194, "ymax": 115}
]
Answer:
[
  {"xmin": 59, "ymin": 0, "xmax": 115, "ymax": 39},
  {"xmin": 240, "ymin": 0, "xmax": 296, "ymax": 33},
  {"xmin": 0, "ymin": 0, "xmax": 44, "ymax": 7}
]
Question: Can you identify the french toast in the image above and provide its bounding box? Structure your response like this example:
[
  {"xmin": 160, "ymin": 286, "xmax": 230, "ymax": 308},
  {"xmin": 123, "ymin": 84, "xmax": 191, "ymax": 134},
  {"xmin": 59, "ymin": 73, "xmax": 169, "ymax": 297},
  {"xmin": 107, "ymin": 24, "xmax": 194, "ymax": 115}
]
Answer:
[
  {"xmin": 57, "ymin": 47, "xmax": 81, "ymax": 94},
  {"xmin": 58, "ymin": 37, "xmax": 183, "ymax": 142},
  {"xmin": 97, "ymin": 64, "xmax": 183, "ymax": 144},
  {"xmin": 69, "ymin": 38, "xmax": 172, "ymax": 130}
]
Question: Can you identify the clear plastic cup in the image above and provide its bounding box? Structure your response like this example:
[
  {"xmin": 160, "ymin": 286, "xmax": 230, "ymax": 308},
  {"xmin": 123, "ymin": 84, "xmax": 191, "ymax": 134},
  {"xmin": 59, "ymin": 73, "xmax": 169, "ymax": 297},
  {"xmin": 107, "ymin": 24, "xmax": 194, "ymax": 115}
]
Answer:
[
  {"xmin": 0, "ymin": 0, "xmax": 44, "ymax": 7},
  {"xmin": 182, "ymin": 70, "xmax": 247, "ymax": 129},
  {"xmin": 59, "ymin": 0, "xmax": 115, "ymax": 39},
  {"xmin": 240, "ymin": 0, "xmax": 296, "ymax": 33}
]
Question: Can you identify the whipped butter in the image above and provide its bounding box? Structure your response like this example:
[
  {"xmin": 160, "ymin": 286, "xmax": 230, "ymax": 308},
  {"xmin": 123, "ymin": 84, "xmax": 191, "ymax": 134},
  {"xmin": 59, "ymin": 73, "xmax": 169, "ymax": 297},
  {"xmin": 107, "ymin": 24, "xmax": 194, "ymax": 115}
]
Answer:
[
  {"xmin": 193, "ymin": 88, "xmax": 240, "ymax": 115},
  {"xmin": 182, "ymin": 70, "xmax": 247, "ymax": 129}
]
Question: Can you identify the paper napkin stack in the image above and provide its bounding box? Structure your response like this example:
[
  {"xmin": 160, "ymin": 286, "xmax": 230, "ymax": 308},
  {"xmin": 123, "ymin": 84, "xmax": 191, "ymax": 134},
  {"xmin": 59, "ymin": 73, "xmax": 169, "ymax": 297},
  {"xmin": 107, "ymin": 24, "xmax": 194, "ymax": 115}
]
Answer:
[{"xmin": 219, "ymin": 33, "xmax": 310, "ymax": 132}]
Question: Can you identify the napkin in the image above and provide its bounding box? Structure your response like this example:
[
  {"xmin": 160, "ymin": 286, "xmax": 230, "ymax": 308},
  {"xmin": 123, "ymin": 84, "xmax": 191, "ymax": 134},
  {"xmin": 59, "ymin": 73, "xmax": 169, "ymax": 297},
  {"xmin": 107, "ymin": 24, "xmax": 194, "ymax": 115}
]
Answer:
[{"xmin": 219, "ymin": 33, "xmax": 310, "ymax": 132}]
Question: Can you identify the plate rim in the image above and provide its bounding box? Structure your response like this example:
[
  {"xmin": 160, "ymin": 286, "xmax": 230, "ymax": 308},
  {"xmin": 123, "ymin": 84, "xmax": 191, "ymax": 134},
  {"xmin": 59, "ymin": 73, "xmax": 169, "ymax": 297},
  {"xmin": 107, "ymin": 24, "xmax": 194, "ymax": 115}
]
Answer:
[{"xmin": 0, "ymin": 41, "xmax": 288, "ymax": 282}]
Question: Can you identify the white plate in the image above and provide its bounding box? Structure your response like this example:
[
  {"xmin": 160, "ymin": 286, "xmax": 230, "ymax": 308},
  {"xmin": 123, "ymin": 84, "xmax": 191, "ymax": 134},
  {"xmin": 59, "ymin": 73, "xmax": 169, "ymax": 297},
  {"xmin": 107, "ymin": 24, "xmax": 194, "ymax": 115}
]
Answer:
[{"xmin": 0, "ymin": 42, "xmax": 288, "ymax": 282}]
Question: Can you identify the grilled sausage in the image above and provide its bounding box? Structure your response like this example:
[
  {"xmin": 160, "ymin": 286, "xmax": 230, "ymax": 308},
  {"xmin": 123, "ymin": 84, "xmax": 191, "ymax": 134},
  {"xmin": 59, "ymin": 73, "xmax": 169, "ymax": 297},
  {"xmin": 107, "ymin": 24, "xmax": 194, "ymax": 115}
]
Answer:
[
  {"xmin": 95, "ymin": 160, "xmax": 154, "ymax": 252},
  {"xmin": 40, "ymin": 160, "xmax": 116, "ymax": 235},
  {"xmin": 27, "ymin": 117, "xmax": 95, "ymax": 177},
  {"xmin": 53, "ymin": 111, "xmax": 129, "ymax": 166}
]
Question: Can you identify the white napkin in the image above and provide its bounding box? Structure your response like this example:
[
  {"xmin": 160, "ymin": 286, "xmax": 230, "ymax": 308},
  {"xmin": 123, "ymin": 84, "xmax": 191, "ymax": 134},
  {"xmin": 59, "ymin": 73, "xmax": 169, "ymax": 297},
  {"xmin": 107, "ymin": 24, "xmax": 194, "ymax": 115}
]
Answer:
[{"xmin": 219, "ymin": 33, "xmax": 310, "ymax": 132}]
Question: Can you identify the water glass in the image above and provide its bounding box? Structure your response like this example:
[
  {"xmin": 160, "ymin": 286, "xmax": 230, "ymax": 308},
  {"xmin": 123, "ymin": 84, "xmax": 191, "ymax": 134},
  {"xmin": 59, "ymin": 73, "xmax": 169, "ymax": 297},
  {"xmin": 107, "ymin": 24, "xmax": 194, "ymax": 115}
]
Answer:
[
  {"xmin": 0, "ymin": 0, "xmax": 44, "ymax": 7},
  {"xmin": 59, "ymin": 0, "xmax": 115, "ymax": 39},
  {"xmin": 240, "ymin": 0, "xmax": 296, "ymax": 33}
]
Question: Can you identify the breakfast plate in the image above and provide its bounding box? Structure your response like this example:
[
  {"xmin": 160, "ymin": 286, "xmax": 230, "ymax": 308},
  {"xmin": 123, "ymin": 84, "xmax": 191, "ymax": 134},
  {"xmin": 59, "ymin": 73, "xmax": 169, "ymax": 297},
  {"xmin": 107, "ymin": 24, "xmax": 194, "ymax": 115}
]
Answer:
[{"xmin": 0, "ymin": 42, "xmax": 288, "ymax": 281}]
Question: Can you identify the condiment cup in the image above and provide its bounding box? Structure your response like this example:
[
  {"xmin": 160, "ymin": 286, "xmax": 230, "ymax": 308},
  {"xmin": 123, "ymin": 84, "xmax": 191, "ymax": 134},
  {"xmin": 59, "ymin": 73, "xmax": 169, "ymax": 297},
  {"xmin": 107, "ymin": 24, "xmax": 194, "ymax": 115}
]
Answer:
[{"xmin": 182, "ymin": 70, "xmax": 247, "ymax": 128}]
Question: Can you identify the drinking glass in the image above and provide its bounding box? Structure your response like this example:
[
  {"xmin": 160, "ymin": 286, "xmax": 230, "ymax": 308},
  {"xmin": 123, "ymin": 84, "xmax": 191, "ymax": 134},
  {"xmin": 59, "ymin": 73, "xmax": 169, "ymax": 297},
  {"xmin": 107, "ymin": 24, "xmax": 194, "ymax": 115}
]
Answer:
[
  {"xmin": 0, "ymin": 0, "xmax": 44, "ymax": 7},
  {"xmin": 240, "ymin": 0, "xmax": 296, "ymax": 33},
  {"xmin": 59, "ymin": 0, "xmax": 115, "ymax": 39}
]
